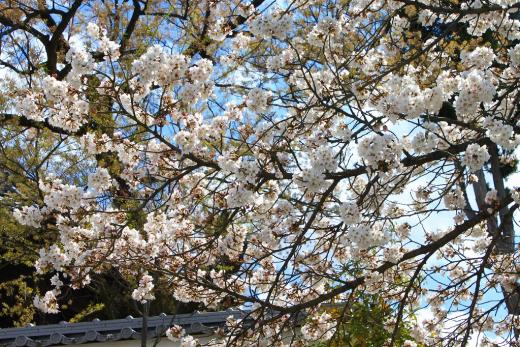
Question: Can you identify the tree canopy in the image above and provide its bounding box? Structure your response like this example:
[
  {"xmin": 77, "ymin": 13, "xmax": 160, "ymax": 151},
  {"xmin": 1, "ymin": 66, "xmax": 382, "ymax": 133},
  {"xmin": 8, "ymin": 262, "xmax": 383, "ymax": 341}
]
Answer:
[{"xmin": 1, "ymin": 0, "xmax": 520, "ymax": 345}]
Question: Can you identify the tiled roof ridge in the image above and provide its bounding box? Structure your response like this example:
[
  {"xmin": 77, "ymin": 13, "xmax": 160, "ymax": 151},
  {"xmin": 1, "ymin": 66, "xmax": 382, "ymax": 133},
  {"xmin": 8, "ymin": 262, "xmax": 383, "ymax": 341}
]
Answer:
[{"xmin": 0, "ymin": 309, "xmax": 249, "ymax": 347}]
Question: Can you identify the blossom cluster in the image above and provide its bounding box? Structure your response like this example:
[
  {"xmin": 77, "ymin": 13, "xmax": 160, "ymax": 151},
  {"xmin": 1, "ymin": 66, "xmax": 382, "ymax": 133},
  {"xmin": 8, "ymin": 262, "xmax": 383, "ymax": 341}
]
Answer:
[
  {"xmin": 347, "ymin": 223, "xmax": 390, "ymax": 250},
  {"xmin": 249, "ymin": 11, "xmax": 292, "ymax": 39},
  {"xmin": 300, "ymin": 312, "xmax": 336, "ymax": 341},
  {"xmin": 357, "ymin": 134, "xmax": 403, "ymax": 174},
  {"xmin": 246, "ymin": 87, "xmax": 272, "ymax": 113},
  {"xmin": 131, "ymin": 274, "xmax": 155, "ymax": 303},
  {"xmin": 13, "ymin": 205, "xmax": 43, "ymax": 228},
  {"xmin": 454, "ymin": 70, "xmax": 496, "ymax": 119},
  {"xmin": 463, "ymin": 144, "xmax": 490, "ymax": 172},
  {"xmin": 339, "ymin": 202, "xmax": 361, "ymax": 225},
  {"xmin": 33, "ymin": 290, "xmax": 60, "ymax": 314},
  {"xmin": 482, "ymin": 117, "xmax": 519, "ymax": 150}
]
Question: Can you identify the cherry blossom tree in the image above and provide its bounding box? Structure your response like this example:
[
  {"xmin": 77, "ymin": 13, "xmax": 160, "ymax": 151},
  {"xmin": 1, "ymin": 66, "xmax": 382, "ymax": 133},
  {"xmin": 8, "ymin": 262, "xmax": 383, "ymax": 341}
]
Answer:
[{"xmin": 2, "ymin": 0, "xmax": 520, "ymax": 345}]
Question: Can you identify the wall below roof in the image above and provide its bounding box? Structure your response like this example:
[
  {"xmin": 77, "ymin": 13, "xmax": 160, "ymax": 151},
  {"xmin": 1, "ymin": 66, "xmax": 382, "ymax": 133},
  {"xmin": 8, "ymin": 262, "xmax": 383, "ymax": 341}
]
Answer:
[{"xmin": 82, "ymin": 335, "xmax": 216, "ymax": 347}]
